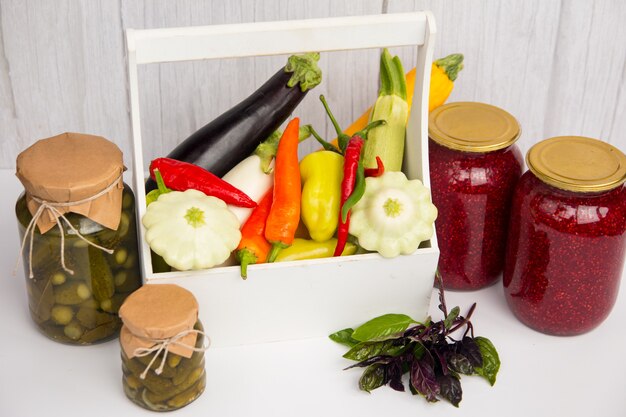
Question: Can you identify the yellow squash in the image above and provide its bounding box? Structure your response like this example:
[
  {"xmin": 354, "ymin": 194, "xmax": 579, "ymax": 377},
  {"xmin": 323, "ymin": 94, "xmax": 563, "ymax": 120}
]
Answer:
[{"xmin": 337, "ymin": 53, "xmax": 464, "ymax": 142}]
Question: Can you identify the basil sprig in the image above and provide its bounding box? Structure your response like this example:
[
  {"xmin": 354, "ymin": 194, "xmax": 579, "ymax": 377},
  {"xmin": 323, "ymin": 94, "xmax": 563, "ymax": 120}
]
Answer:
[{"xmin": 329, "ymin": 273, "xmax": 501, "ymax": 407}]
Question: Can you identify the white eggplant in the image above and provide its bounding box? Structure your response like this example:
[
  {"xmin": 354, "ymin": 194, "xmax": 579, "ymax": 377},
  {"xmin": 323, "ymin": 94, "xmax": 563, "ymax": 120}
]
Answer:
[{"xmin": 222, "ymin": 154, "xmax": 274, "ymax": 225}]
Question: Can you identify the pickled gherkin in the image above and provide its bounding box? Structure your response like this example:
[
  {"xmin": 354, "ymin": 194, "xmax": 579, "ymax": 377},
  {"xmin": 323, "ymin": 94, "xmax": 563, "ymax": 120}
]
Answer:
[{"xmin": 15, "ymin": 184, "xmax": 142, "ymax": 345}]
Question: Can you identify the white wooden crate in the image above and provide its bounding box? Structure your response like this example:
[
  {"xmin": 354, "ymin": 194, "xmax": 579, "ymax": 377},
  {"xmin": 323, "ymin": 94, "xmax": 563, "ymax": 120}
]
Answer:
[{"xmin": 126, "ymin": 12, "xmax": 439, "ymax": 347}]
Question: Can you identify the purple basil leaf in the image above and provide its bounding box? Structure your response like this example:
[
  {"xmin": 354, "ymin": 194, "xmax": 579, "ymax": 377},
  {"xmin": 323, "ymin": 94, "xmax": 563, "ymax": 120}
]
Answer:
[
  {"xmin": 446, "ymin": 353, "xmax": 474, "ymax": 375},
  {"xmin": 344, "ymin": 355, "xmax": 393, "ymax": 370},
  {"xmin": 434, "ymin": 348, "xmax": 449, "ymax": 376},
  {"xmin": 359, "ymin": 364, "xmax": 387, "ymax": 393},
  {"xmin": 460, "ymin": 337, "xmax": 483, "ymax": 368},
  {"xmin": 409, "ymin": 349, "xmax": 440, "ymax": 402},
  {"xmin": 437, "ymin": 374, "xmax": 462, "ymax": 407},
  {"xmin": 388, "ymin": 361, "xmax": 405, "ymax": 392}
]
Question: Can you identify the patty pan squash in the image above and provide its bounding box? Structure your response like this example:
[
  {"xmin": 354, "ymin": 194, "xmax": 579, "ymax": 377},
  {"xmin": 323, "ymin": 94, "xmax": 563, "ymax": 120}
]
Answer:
[
  {"xmin": 349, "ymin": 172, "xmax": 437, "ymax": 258},
  {"xmin": 142, "ymin": 189, "xmax": 241, "ymax": 270}
]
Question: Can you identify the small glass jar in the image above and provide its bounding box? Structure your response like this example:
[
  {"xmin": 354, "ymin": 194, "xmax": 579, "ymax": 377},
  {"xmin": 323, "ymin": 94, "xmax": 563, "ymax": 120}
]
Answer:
[
  {"xmin": 428, "ymin": 102, "xmax": 523, "ymax": 290},
  {"xmin": 119, "ymin": 284, "xmax": 207, "ymax": 411},
  {"xmin": 15, "ymin": 132, "xmax": 142, "ymax": 344},
  {"xmin": 504, "ymin": 136, "xmax": 626, "ymax": 335}
]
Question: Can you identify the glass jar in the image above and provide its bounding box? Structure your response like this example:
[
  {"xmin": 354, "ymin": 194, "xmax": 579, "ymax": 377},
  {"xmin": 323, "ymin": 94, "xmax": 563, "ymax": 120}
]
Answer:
[
  {"xmin": 15, "ymin": 187, "xmax": 141, "ymax": 343},
  {"xmin": 121, "ymin": 320, "xmax": 206, "ymax": 411},
  {"xmin": 504, "ymin": 136, "xmax": 626, "ymax": 335},
  {"xmin": 428, "ymin": 102, "xmax": 523, "ymax": 290},
  {"xmin": 119, "ymin": 284, "xmax": 207, "ymax": 411},
  {"xmin": 15, "ymin": 132, "xmax": 142, "ymax": 344}
]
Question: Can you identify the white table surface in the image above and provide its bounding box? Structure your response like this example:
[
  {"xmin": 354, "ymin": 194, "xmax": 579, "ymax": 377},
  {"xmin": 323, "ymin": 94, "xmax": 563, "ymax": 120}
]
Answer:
[{"xmin": 1, "ymin": 169, "xmax": 624, "ymax": 417}]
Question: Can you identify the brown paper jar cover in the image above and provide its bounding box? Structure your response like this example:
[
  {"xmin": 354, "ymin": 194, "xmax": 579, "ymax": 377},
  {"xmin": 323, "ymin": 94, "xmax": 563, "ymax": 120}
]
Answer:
[
  {"xmin": 15, "ymin": 132, "xmax": 125, "ymax": 233},
  {"xmin": 119, "ymin": 284, "xmax": 199, "ymax": 359}
]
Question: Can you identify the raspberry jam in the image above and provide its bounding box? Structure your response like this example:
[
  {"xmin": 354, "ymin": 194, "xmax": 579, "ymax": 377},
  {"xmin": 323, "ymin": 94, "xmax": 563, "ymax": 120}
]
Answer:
[
  {"xmin": 504, "ymin": 137, "xmax": 626, "ymax": 335},
  {"xmin": 428, "ymin": 102, "xmax": 523, "ymax": 290}
]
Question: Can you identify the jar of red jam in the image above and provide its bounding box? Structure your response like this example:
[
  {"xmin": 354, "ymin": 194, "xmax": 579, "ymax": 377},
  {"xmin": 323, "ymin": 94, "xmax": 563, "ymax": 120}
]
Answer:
[
  {"xmin": 429, "ymin": 102, "xmax": 523, "ymax": 290},
  {"xmin": 504, "ymin": 136, "xmax": 626, "ymax": 336}
]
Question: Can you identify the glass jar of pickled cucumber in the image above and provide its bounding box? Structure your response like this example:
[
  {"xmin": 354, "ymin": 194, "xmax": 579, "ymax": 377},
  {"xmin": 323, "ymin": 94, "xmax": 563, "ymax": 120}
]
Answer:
[
  {"xmin": 15, "ymin": 132, "xmax": 142, "ymax": 344},
  {"xmin": 119, "ymin": 284, "xmax": 207, "ymax": 411}
]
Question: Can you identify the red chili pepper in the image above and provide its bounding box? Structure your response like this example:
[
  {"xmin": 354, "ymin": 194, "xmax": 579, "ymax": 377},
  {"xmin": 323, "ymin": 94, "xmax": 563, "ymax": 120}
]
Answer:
[
  {"xmin": 334, "ymin": 136, "xmax": 365, "ymax": 256},
  {"xmin": 150, "ymin": 157, "xmax": 257, "ymax": 208},
  {"xmin": 364, "ymin": 156, "xmax": 385, "ymax": 177}
]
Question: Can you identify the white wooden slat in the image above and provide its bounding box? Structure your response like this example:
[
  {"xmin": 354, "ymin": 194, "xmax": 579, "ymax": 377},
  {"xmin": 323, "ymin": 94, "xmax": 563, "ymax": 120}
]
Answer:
[
  {"xmin": 0, "ymin": 0, "xmax": 625, "ymax": 170},
  {"xmin": 0, "ymin": 0, "xmax": 131, "ymax": 165},
  {"xmin": 128, "ymin": 13, "xmax": 428, "ymax": 64},
  {"xmin": 0, "ymin": 5, "xmax": 21, "ymax": 164},
  {"xmin": 390, "ymin": 0, "xmax": 564, "ymax": 156},
  {"xmin": 543, "ymin": 0, "xmax": 626, "ymax": 146}
]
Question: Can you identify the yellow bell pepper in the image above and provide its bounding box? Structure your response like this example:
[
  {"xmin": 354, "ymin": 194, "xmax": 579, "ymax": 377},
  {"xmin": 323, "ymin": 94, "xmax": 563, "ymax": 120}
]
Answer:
[
  {"xmin": 300, "ymin": 151, "xmax": 344, "ymax": 242},
  {"xmin": 275, "ymin": 238, "xmax": 357, "ymax": 262}
]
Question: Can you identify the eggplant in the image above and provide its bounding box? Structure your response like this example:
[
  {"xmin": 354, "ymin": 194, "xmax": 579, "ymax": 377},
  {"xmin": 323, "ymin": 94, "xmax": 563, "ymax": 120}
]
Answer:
[{"xmin": 146, "ymin": 52, "xmax": 322, "ymax": 191}]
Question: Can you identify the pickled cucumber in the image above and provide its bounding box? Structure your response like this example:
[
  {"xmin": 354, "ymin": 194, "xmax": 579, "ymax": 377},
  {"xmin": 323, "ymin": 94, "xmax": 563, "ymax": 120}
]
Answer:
[
  {"xmin": 51, "ymin": 305, "xmax": 74, "ymax": 325},
  {"xmin": 51, "ymin": 272, "xmax": 66, "ymax": 286},
  {"xmin": 64, "ymin": 321, "xmax": 84, "ymax": 340},
  {"xmin": 143, "ymin": 367, "xmax": 205, "ymax": 403},
  {"xmin": 100, "ymin": 293, "xmax": 126, "ymax": 314},
  {"xmin": 88, "ymin": 246, "xmax": 114, "ymax": 302},
  {"xmin": 167, "ymin": 375, "xmax": 206, "ymax": 409},
  {"xmin": 76, "ymin": 306, "xmax": 115, "ymax": 329},
  {"xmin": 113, "ymin": 270, "xmax": 141, "ymax": 293},
  {"xmin": 167, "ymin": 354, "xmax": 182, "ymax": 369},
  {"xmin": 54, "ymin": 282, "xmax": 91, "ymax": 305},
  {"xmin": 132, "ymin": 352, "xmax": 177, "ymax": 379},
  {"xmin": 114, "ymin": 248, "xmax": 128, "ymax": 265}
]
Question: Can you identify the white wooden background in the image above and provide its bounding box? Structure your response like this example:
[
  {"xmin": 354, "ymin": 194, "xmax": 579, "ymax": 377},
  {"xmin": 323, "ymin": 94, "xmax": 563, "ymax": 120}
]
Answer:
[{"xmin": 0, "ymin": 0, "xmax": 624, "ymax": 169}]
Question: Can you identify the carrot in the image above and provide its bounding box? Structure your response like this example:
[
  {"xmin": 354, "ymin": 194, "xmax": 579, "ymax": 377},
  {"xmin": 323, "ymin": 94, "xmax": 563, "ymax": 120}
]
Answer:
[
  {"xmin": 236, "ymin": 189, "xmax": 273, "ymax": 279},
  {"xmin": 265, "ymin": 118, "xmax": 301, "ymax": 262}
]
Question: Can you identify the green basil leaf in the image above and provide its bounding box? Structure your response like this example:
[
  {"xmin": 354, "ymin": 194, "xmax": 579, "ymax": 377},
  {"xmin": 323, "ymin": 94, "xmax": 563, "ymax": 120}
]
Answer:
[
  {"xmin": 474, "ymin": 337, "xmax": 500, "ymax": 386},
  {"xmin": 359, "ymin": 364, "xmax": 387, "ymax": 393},
  {"xmin": 444, "ymin": 306, "xmax": 460, "ymax": 329},
  {"xmin": 351, "ymin": 313, "xmax": 417, "ymax": 342},
  {"xmin": 328, "ymin": 328, "xmax": 359, "ymax": 348},
  {"xmin": 343, "ymin": 340, "xmax": 405, "ymax": 362},
  {"xmin": 437, "ymin": 374, "xmax": 462, "ymax": 407}
]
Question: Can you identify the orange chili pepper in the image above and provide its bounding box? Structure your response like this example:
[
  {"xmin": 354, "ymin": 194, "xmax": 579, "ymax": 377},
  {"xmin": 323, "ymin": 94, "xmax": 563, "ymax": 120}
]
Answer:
[
  {"xmin": 236, "ymin": 189, "xmax": 273, "ymax": 279},
  {"xmin": 265, "ymin": 118, "xmax": 301, "ymax": 262}
]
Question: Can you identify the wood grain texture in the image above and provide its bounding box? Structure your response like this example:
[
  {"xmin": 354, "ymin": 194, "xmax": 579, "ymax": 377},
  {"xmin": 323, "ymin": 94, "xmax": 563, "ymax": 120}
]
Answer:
[{"xmin": 0, "ymin": 0, "xmax": 624, "ymax": 169}]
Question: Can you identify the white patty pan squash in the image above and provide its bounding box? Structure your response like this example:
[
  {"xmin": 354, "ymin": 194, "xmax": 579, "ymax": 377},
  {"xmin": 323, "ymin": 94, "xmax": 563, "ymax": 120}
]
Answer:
[
  {"xmin": 142, "ymin": 189, "xmax": 242, "ymax": 271},
  {"xmin": 349, "ymin": 171, "xmax": 438, "ymax": 258}
]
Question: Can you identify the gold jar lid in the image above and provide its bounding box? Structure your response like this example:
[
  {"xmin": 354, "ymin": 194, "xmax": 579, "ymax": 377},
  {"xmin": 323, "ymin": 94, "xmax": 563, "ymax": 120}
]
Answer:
[
  {"xmin": 527, "ymin": 136, "xmax": 626, "ymax": 192},
  {"xmin": 428, "ymin": 102, "xmax": 521, "ymax": 152}
]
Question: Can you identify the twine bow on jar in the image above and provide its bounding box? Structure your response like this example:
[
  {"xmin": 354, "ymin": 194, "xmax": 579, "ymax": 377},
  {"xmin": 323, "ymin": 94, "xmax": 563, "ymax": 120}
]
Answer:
[
  {"xmin": 14, "ymin": 173, "xmax": 123, "ymax": 279},
  {"xmin": 133, "ymin": 329, "xmax": 210, "ymax": 380}
]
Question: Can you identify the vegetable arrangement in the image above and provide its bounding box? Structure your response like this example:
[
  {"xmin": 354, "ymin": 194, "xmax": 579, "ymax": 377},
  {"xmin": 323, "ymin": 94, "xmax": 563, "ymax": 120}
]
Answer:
[{"xmin": 142, "ymin": 49, "xmax": 463, "ymax": 275}]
